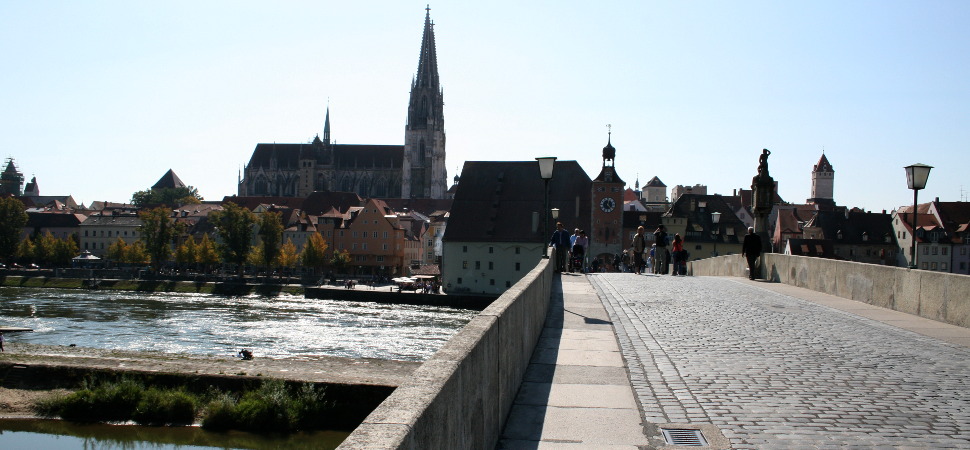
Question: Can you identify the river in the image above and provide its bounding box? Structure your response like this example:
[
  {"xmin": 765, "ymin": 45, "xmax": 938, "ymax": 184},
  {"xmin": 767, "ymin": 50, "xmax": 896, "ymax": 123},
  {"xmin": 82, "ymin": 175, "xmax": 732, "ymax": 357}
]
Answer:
[{"xmin": 0, "ymin": 286, "xmax": 477, "ymax": 361}]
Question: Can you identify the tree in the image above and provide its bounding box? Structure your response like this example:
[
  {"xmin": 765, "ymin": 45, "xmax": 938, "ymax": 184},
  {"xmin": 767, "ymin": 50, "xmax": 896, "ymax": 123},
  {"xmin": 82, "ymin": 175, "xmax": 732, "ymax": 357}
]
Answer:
[
  {"xmin": 277, "ymin": 238, "xmax": 298, "ymax": 269},
  {"xmin": 330, "ymin": 249, "xmax": 351, "ymax": 273},
  {"xmin": 33, "ymin": 232, "xmax": 59, "ymax": 265},
  {"xmin": 300, "ymin": 233, "xmax": 330, "ymax": 274},
  {"xmin": 15, "ymin": 237, "xmax": 34, "ymax": 264},
  {"xmin": 196, "ymin": 234, "xmax": 221, "ymax": 269},
  {"xmin": 106, "ymin": 238, "xmax": 129, "ymax": 263},
  {"xmin": 0, "ymin": 197, "xmax": 27, "ymax": 262},
  {"xmin": 257, "ymin": 211, "xmax": 284, "ymax": 269},
  {"xmin": 131, "ymin": 186, "xmax": 203, "ymax": 207},
  {"xmin": 139, "ymin": 207, "xmax": 177, "ymax": 269},
  {"xmin": 246, "ymin": 245, "xmax": 264, "ymax": 268},
  {"xmin": 210, "ymin": 203, "xmax": 256, "ymax": 268},
  {"xmin": 175, "ymin": 236, "xmax": 198, "ymax": 266},
  {"xmin": 53, "ymin": 236, "xmax": 78, "ymax": 266},
  {"xmin": 126, "ymin": 241, "xmax": 149, "ymax": 265}
]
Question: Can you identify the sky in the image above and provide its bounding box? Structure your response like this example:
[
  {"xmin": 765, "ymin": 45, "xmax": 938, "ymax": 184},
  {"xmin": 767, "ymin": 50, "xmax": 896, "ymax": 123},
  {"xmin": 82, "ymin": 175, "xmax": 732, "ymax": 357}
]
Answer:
[{"xmin": 2, "ymin": 1, "xmax": 968, "ymax": 213}]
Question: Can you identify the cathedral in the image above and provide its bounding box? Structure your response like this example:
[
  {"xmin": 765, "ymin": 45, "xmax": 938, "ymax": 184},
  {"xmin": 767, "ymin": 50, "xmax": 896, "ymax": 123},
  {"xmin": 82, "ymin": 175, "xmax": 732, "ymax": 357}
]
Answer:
[{"xmin": 238, "ymin": 7, "xmax": 447, "ymax": 200}]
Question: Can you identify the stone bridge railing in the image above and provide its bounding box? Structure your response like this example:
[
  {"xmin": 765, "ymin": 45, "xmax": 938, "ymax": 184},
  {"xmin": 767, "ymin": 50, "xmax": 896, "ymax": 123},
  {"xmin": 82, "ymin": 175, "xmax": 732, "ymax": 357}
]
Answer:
[
  {"xmin": 689, "ymin": 254, "xmax": 970, "ymax": 329},
  {"xmin": 338, "ymin": 253, "xmax": 554, "ymax": 449}
]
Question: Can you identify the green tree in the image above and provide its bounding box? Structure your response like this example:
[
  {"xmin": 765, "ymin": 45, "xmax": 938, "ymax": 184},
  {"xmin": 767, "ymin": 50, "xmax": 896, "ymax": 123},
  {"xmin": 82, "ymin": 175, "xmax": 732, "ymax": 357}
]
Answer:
[
  {"xmin": 126, "ymin": 241, "xmax": 149, "ymax": 265},
  {"xmin": 15, "ymin": 237, "xmax": 35, "ymax": 263},
  {"xmin": 175, "ymin": 236, "xmax": 198, "ymax": 266},
  {"xmin": 196, "ymin": 234, "xmax": 221, "ymax": 269},
  {"xmin": 33, "ymin": 231, "xmax": 58, "ymax": 265},
  {"xmin": 52, "ymin": 236, "xmax": 79, "ymax": 266},
  {"xmin": 106, "ymin": 238, "xmax": 129, "ymax": 263},
  {"xmin": 257, "ymin": 212, "xmax": 284, "ymax": 269},
  {"xmin": 210, "ymin": 203, "xmax": 256, "ymax": 268},
  {"xmin": 300, "ymin": 233, "xmax": 330, "ymax": 274},
  {"xmin": 131, "ymin": 186, "xmax": 203, "ymax": 207},
  {"xmin": 277, "ymin": 238, "xmax": 298, "ymax": 269},
  {"xmin": 330, "ymin": 249, "xmax": 351, "ymax": 273},
  {"xmin": 246, "ymin": 245, "xmax": 264, "ymax": 268},
  {"xmin": 139, "ymin": 207, "xmax": 176, "ymax": 269},
  {"xmin": 0, "ymin": 197, "xmax": 28, "ymax": 262}
]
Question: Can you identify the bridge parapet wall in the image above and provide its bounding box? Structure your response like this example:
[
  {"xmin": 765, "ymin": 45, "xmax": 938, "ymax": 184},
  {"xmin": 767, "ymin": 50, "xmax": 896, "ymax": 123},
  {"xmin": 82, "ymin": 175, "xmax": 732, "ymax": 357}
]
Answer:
[
  {"xmin": 689, "ymin": 254, "xmax": 970, "ymax": 328},
  {"xmin": 339, "ymin": 252, "xmax": 554, "ymax": 449}
]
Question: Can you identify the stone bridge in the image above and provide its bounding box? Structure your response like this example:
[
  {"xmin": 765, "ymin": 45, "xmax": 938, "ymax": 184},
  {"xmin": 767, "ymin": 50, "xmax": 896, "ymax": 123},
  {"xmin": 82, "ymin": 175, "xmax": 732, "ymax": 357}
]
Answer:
[{"xmin": 340, "ymin": 253, "xmax": 970, "ymax": 449}]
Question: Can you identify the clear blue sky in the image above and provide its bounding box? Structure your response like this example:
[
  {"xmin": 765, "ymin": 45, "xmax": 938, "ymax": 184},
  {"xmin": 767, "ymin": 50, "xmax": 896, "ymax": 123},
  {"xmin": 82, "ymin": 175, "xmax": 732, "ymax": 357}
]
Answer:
[{"xmin": 2, "ymin": 1, "xmax": 967, "ymax": 212}]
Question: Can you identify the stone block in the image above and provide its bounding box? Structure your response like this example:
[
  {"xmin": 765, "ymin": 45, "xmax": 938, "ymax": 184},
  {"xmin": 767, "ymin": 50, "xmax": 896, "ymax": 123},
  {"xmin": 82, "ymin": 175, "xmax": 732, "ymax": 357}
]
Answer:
[
  {"xmin": 868, "ymin": 265, "xmax": 897, "ymax": 309},
  {"xmin": 893, "ymin": 269, "xmax": 921, "ymax": 315},
  {"xmin": 917, "ymin": 271, "xmax": 949, "ymax": 322},
  {"xmin": 944, "ymin": 275, "xmax": 970, "ymax": 328}
]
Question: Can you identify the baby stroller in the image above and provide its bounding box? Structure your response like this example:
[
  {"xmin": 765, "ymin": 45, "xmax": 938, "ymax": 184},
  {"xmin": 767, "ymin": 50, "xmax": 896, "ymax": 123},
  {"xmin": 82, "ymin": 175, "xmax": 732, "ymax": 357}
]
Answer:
[{"xmin": 569, "ymin": 246, "xmax": 585, "ymax": 273}]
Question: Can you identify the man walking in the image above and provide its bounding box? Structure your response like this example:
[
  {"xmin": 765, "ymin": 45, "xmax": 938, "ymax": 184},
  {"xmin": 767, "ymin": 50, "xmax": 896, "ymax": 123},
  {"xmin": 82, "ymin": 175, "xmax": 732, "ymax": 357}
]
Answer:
[
  {"xmin": 631, "ymin": 226, "xmax": 647, "ymax": 275},
  {"xmin": 742, "ymin": 227, "xmax": 762, "ymax": 280},
  {"xmin": 654, "ymin": 225, "xmax": 668, "ymax": 274},
  {"xmin": 549, "ymin": 222, "xmax": 571, "ymax": 273}
]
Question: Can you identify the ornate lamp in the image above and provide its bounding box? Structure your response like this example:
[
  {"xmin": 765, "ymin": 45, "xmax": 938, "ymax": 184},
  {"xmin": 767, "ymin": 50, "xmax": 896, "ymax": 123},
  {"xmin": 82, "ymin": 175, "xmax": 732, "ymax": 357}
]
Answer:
[
  {"xmin": 536, "ymin": 157, "xmax": 557, "ymax": 258},
  {"xmin": 904, "ymin": 163, "xmax": 933, "ymax": 269}
]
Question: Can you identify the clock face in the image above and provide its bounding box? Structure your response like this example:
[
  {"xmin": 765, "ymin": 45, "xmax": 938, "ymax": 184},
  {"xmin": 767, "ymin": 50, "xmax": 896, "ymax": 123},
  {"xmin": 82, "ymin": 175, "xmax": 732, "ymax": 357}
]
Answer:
[{"xmin": 599, "ymin": 197, "xmax": 616, "ymax": 213}]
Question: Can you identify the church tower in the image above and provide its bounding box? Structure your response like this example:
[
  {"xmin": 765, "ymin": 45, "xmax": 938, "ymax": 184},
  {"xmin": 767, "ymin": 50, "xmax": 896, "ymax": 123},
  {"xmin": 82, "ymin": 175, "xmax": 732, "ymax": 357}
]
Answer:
[
  {"xmin": 589, "ymin": 132, "xmax": 625, "ymax": 262},
  {"xmin": 807, "ymin": 153, "xmax": 835, "ymax": 206},
  {"xmin": 402, "ymin": 6, "xmax": 447, "ymax": 199}
]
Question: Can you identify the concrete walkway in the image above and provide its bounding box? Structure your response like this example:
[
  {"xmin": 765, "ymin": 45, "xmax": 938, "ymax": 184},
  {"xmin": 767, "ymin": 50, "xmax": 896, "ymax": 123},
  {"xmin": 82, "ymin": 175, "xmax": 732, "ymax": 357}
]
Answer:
[
  {"xmin": 500, "ymin": 273, "xmax": 970, "ymax": 449},
  {"xmin": 498, "ymin": 272, "xmax": 651, "ymax": 448}
]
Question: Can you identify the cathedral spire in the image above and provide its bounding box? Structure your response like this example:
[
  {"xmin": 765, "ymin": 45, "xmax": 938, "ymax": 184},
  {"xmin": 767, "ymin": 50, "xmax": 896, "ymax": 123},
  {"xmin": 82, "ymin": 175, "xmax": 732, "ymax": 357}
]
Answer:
[
  {"xmin": 323, "ymin": 105, "xmax": 331, "ymax": 145},
  {"xmin": 414, "ymin": 5, "xmax": 439, "ymax": 92}
]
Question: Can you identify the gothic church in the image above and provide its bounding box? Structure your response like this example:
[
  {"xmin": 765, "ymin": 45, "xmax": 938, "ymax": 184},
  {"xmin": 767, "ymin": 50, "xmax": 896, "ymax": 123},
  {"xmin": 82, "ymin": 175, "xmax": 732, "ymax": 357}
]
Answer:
[{"xmin": 238, "ymin": 8, "xmax": 447, "ymax": 200}]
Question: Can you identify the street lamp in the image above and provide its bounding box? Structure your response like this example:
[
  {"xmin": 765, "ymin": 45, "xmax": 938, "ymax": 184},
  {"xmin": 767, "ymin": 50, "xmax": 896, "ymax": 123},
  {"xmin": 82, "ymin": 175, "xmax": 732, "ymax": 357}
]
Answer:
[
  {"xmin": 904, "ymin": 163, "xmax": 933, "ymax": 269},
  {"xmin": 551, "ymin": 208, "xmax": 560, "ymax": 220},
  {"xmin": 711, "ymin": 211, "xmax": 721, "ymax": 257},
  {"xmin": 536, "ymin": 157, "xmax": 557, "ymax": 258}
]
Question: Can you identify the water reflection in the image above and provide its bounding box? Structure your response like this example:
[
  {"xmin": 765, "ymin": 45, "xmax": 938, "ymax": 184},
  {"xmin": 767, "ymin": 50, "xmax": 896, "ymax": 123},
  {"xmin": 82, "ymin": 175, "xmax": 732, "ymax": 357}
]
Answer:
[
  {"xmin": 0, "ymin": 287, "xmax": 476, "ymax": 361},
  {"xmin": 0, "ymin": 418, "xmax": 348, "ymax": 450}
]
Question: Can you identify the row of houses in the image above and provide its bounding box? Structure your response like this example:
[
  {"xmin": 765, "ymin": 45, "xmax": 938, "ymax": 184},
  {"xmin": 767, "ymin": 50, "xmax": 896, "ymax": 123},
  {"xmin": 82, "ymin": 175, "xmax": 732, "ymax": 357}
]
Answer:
[{"xmin": 17, "ymin": 191, "xmax": 450, "ymax": 277}]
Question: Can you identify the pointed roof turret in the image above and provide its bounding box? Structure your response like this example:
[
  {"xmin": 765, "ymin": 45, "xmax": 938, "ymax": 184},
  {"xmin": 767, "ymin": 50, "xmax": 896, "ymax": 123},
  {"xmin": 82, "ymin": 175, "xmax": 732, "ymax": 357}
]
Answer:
[{"xmin": 813, "ymin": 153, "xmax": 834, "ymax": 173}]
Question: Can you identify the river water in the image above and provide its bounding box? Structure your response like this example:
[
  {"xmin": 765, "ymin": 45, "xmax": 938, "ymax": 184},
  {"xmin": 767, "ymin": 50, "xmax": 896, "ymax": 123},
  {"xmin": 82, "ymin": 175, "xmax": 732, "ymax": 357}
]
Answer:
[{"xmin": 0, "ymin": 286, "xmax": 477, "ymax": 361}]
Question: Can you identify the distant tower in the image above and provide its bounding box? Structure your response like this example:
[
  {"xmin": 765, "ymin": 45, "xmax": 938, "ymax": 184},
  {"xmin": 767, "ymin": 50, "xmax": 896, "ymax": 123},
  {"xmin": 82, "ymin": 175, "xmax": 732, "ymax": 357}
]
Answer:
[
  {"xmin": 590, "ymin": 130, "xmax": 625, "ymax": 260},
  {"xmin": 24, "ymin": 176, "xmax": 39, "ymax": 197},
  {"xmin": 0, "ymin": 158, "xmax": 24, "ymax": 196},
  {"xmin": 402, "ymin": 6, "xmax": 447, "ymax": 199},
  {"xmin": 807, "ymin": 153, "xmax": 835, "ymax": 206}
]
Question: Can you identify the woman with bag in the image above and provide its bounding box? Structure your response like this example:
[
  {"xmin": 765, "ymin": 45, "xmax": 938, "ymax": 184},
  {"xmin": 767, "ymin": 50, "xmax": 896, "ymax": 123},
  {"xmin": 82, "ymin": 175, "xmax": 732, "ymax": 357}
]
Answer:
[{"xmin": 671, "ymin": 233, "xmax": 684, "ymax": 276}]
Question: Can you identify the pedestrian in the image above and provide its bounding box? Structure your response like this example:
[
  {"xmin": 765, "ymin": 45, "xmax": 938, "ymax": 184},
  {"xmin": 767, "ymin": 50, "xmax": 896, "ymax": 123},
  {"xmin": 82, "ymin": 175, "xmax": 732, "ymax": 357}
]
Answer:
[
  {"xmin": 742, "ymin": 227, "xmax": 763, "ymax": 280},
  {"xmin": 654, "ymin": 225, "xmax": 668, "ymax": 274},
  {"xmin": 0, "ymin": 332, "xmax": 4, "ymax": 352},
  {"xmin": 573, "ymin": 230, "xmax": 589, "ymax": 273},
  {"xmin": 631, "ymin": 226, "xmax": 647, "ymax": 274},
  {"xmin": 671, "ymin": 233, "xmax": 684, "ymax": 276},
  {"xmin": 649, "ymin": 244, "xmax": 656, "ymax": 273},
  {"xmin": 549, "ymin": 222, "xmax": 571, "ymax": 273}
]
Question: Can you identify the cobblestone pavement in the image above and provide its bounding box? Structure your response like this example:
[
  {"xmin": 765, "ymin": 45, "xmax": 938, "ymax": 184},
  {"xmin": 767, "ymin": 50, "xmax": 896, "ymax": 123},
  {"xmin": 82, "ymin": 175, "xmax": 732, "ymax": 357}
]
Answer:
[{"xmin": 589, "ymin": 273, "xmax": 970, "ymax": 449}]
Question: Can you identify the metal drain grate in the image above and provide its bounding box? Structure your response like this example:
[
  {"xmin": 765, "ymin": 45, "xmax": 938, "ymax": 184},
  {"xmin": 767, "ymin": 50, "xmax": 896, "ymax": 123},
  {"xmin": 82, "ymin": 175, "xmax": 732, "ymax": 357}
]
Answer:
[{"xmin": 661, "ymin": 428, "xmax": 708, "ymax": 446}]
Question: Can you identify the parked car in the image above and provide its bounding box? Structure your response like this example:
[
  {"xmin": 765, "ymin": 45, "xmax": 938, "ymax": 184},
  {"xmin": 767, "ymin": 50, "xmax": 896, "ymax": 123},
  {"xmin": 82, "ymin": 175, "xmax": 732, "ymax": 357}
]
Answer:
[{"xmin": 27, "ymin": 263, "xmax": 40, "ymax": 270}]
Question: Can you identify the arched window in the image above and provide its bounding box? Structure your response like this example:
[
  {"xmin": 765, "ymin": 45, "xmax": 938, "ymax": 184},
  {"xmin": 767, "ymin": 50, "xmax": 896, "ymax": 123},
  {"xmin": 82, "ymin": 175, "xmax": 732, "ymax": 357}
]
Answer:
[{"xmin": 419, "ymin": 139, "xmax": 426, "ymax": 164}]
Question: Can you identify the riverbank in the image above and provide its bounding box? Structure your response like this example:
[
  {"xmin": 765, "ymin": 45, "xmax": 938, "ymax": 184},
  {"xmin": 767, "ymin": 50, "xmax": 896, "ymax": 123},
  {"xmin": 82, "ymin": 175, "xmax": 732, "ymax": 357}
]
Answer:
[
  {"xmin": 0, "ymin": 275, "xmax": 304, "ymax": 296},
  {"xmin": 0, "ymin": 343, "xmax": 418, "ymax": 429}
]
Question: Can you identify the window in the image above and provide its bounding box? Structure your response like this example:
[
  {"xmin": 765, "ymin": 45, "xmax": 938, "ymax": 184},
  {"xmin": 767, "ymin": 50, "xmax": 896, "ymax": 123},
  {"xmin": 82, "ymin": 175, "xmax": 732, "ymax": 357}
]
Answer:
[
  {"xmin": 457, "ymin": 277, "xmax": 463, "ymax": 284},
  {"xmin": 932, "ymin": 247, "xmax": 938, "ymax": 255},
  {"xmin": 490, "ymin": 279, "xmax": 495, "ymax": 286},
  {"xmin": 462, "ymin": 261, "xmax": 468, "ymax": 269},
  {"xmin": 488, "ymin": 261, "xmax": 494, "ymax": 270},
  {"xmin": 489, "ymin": 246, "xmax": 494, "ymax": 254},
  {"xmin": 695, "ymin": 245, "xmax": 702, "ymax": 250},
  {"xmin": 515, "ymin": 247, "xmax": 520, "ymax": 254},
  {"xmin": 362, "ymin": 243, "xmax": 367, "ymax": 250},
  {"xmin": 475, "ymin": 261, "xmax": 481, "ymax": 270},
  {"xmin": 383, "ymin": 244, "xmax": 388, "ymax": 250},
  {"xmin": 84, "ymin": 230, "xmax": 88, "ymax": 237},
  {"xmin": 923, "ymin": 247, "xmax": 929, "ymax": 255},
  {"xmin": 373, "ymin": 232, "xmax": 378, "ymax": 238},
  {"xmin": 339, "ymin": 230, "xmax": 344, "ymax": 237},
  {"xmin": 942, "ymin": 247, "xmax": 948, "ymax": 256},
  {"xmin": 941, "ymin": 262, "xmax": 948, "ymax": 271},
  {"xmin": 383, "ymin": 231, "xmax": 388, "ymax": 238},
  {"xmin": 352, "ymin": 243, "xmax": 357, "ymax": 250},
  {"xmin": 515, "ymin": 262, "xmax": 521, "ymax": 271},
  {"xmin": 922, "ymin": 262, "xmax": 929, "ymax": 269},
  {"xmin": 377, "ymin": 256, "xmax": 384, "ymax": 262},
  {"xmin": 931, "ymin": 262, "xmax": 938, "ymax": 270},
  {"xmin": 353, "ymin": 231, "xmax": 358, "ymax": 238},
  {"xmin": 463, "ymin": 246, "xmax": 468, "ymax": 253}
]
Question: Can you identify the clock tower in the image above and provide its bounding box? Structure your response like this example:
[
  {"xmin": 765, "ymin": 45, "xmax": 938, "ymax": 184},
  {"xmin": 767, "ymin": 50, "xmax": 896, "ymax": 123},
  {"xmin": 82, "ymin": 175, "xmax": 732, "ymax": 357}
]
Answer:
[{"xmin": 589, "ymin": 133, "xmax": 625, "ymax": 265}]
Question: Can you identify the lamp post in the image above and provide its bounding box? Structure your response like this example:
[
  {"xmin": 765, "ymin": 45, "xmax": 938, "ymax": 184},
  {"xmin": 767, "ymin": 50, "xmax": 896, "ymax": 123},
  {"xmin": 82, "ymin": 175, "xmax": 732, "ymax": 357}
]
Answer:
[
  {"xmin": 711, "ymin": 211, "xmax": 721, "ymax": 257},
  {"xmin": 904, "ymin": 163, "xmax": 933, "ymax": 269},
  {"xmin": 536, "ymin": 157, "xmax": 557, "ymax": 258}
]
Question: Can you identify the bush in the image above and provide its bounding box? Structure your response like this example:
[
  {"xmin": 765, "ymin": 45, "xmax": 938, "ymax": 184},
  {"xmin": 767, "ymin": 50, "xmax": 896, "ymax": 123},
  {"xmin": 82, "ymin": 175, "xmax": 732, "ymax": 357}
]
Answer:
[
  {"xmin": 51, "ymin": 378, "xmax": 144, "ymax": 422},
  {"xmin": 133, "ymin": 388, "xmax": 199, "ymax": 425},
  {"xmin": 200, "ymin": 392, "xmax": 238, "ymax": 431},
  {"xmin": 199, "ymin": 380, "xmax": 332, "ymax": 433}
]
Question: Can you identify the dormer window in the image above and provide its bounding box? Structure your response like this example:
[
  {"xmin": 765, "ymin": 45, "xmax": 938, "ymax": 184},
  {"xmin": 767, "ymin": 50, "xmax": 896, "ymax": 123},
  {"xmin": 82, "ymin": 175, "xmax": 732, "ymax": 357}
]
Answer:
[
  {"xmin": 836, "ymin": 230, "xmax": 843, "ymax": 240},
  {"xmin": 862, "ymin": 232, "xmax": 868, "ymax": 242}
]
